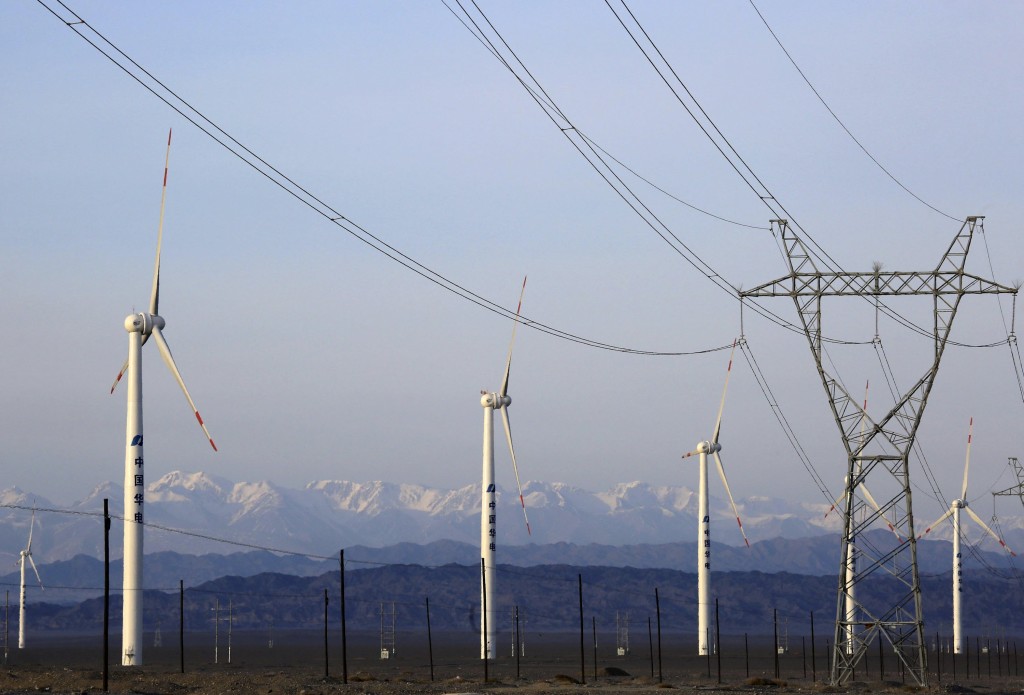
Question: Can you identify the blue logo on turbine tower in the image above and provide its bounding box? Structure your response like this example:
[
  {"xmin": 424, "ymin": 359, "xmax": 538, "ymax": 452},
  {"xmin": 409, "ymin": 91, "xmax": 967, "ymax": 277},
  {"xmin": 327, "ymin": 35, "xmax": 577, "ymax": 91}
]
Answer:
[
  {"xmin": 131, "ymin": 434, "xmax": 143, "ymax": 447},
  {"xmin": 486, "ymin": 484, "xmax": 495, "ymax": 492}
]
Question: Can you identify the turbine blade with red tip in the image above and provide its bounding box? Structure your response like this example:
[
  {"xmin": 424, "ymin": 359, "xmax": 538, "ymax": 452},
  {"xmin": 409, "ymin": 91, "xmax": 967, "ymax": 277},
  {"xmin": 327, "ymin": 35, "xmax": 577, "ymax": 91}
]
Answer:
[
  {"xmin": 149, "ymin": 128, "xmax": 171, "ymax": 317},
  {"xmin": 964, "ymin": 506, "xmax": 1015, "ymax": 556},
  {"xmin": 110, "ymin": 356, "xmax": 130, "ymax": 395},
  {"xmin": 713, "ymin": 451, "xmax": 749, "ymax": 547},
  {"xmin": 501, "ymin": 405, "xmax": 531, "ymax": 536},
  {"xmin": 150, "ymin": 326, "xmax": 217, "ymax": 451},
  {"xmin": 499, "ymin": 276, "xmax": 527, "ymax": 399},
  {"xmin": 917, "ymin": 507, "xmax": 953, "ymax": 540},
  {"xmin": 859, "ymin": 484, "xmax": 903, "ymax": 541},
  {"xmin": 711, "ymin": 340, "xmax": 737, "ymax": 445},
  {"xmin": 961, "ymin": 417, "xmax": 973, "ymax": 501}
]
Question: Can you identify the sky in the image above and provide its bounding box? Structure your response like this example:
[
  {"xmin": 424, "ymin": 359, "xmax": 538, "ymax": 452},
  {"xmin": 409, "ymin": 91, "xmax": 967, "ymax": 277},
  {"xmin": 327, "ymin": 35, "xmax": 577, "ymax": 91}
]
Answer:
[{"xmin": 2, "ymin": 1, "xmax": 1023, "ymax": 528}]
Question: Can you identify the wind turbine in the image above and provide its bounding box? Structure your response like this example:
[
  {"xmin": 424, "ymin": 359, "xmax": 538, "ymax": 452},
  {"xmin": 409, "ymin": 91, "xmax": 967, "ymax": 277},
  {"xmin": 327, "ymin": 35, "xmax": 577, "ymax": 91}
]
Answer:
[
  {"xmin": 682, "ymin": 340, "xmax": 748, "ymax": 656},
  {"xmin": 111, "ymin": 129, "xmax": 217, "ymax": 666},
  {"xmin": 479, "ymin": 276, "xmax": 531, "ymax": 660},
  {"xmin": 918, "ymin": 418, "xmax": 1015, "ymax": 654},
  {"xmin": 17, "ymin": 509, "xmax": 42, "ymax": 650}
]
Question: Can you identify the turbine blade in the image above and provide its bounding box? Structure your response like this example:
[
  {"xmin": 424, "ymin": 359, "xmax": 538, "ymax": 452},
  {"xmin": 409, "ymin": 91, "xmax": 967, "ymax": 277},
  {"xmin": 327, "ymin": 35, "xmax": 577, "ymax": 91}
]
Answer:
[
  {"xmin": 150, "ymin": 326, "xmax": 218, "ymax": 451},
  {"xmin": 858, "ymin": 484, "xmax": 903, "ymax": 541},
  {"xmin": 500, "ymin": 405, "xmax": 531, "ymax": 536},
  {"xmin": 711, "ymin": 340, "xmax": 737, "ymax": 445},
  {"xmin": 110, "ymin": 356, "xmax": 130, "ymax": 395},
  {"xmin": 712, "ymin": 451, "xmax": 749, "ymax": 547},
  {"xmin": 964, "ymin": 506, "xmax": 1016, "ymax": 556},
  {"xmin": 499, "ymin": 276, "xmax": 527, "ymax": 399},
  {"xmin": 857, "ymin": 380, "xmax": 869, "ymax": 452},
  {"xmin": 150, "ymin": 128, "xmax": 172, "ymax": 317},
  {"xmin": 26, "ymin": 510, "xmax": 35, "ymax": 552},
  {"xmin": 27, "ymin": 555, "xmax": 42, "ymax": 589},
  {"xmin": 823, "ymin": 488, "xmax": 845, "ymax": 520},
  {"xmin": 917, "ymin": 507, "xmax": 954, "ymax": 539},
  {"xmin": 961, "ymin": 417, "xmax": 973, "ymax": 501}
]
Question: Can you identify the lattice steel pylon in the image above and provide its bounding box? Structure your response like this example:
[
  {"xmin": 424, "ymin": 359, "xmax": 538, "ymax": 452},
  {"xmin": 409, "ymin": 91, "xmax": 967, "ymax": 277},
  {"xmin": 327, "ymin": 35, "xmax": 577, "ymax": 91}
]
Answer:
[
  {"xmin": 993, "ymin": 457, "xmax": 1024, "ymax": 509},
  {"xmin": 741, "ymin": 217, "xmax": 1016, "ymax": 686}
]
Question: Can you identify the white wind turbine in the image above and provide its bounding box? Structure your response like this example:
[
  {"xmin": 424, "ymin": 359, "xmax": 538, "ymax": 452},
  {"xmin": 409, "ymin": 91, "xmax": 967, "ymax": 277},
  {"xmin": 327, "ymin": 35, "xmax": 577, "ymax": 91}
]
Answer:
[
  {"xmin": 682, "ymin": 341, "xmax": 749, "ymax": 656},
  {"xmin": 17, "ymin": 509, "xmax": 43, "ymax": 650},
  {"xmin": 918, "ymin": 418, "xmax": 1015, "ymax": 654},
  {"xmin": 110, "ymin": 129, "xmax": 217, "ymax": 666},
  {"xmin": 479, "ymin": 277, "xmax": 531, "ymax": 660}
]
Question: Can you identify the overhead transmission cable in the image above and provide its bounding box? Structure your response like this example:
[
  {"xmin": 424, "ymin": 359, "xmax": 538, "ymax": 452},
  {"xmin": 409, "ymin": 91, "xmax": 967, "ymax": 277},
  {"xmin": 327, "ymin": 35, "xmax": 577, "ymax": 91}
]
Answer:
[
  {"xmin": 977, "ymin": 223, "xmax": 1024, "ymax": 404},
  {"xmin": 34, "ymin": 0, "xmax": 723, "ymax": 359},
  {"xmin": 605, "ymin": 0, "xmax": 1007, "ymax": 350},
  {"xmin": 737, "ymin": 338, "xmax": 833, "ymax": 504},
  {"xmin": 447, "ymin": 0, "xmax": 872, "ymax": 347},
  {"xmin": 746, "ymin": 0, "xmax": 960, "ymax": 223}
]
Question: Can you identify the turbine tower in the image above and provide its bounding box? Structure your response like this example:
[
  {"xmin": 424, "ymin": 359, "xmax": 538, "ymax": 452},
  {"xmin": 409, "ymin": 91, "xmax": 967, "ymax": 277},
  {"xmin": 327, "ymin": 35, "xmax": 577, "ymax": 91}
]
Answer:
[
  {"xmin": 682, "ymin": 340, "xmax": 749, "ymax": 655},
  {"xmin": 742, "ymin": 217, "xmax": 1017, "ymax": 686},
  {"xmin": 111, "ymin": 129, "xmax": 217, "ymax": 666},
  {"xmin": 479, "ymin": 277, "xmax": 531, "ymax": 660},
  {"xmin": 918, "ymin": 418, "xmax": 1015, "ymax": 654},
  {"xmin": 17, "ymin": 509, "xmax": 43, "ymax": 650}
]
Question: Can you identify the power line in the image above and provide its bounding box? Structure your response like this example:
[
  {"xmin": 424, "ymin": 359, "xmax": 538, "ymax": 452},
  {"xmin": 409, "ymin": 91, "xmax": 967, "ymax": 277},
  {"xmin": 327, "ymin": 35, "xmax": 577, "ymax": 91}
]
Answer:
[
  {"xmin": 33, "ymin": 0, "xmax": 724, "ymax": 359},
  {"xmin": 447, "ymin": 0, "xmax": 882, "ymax": 347},
  {"xmin": 746, "ymin": 0, "xmax": 960, "ymax": 223},
  {"xmin": 603, "ymin": 0, "xmax": 1013, "ymax": 352}
]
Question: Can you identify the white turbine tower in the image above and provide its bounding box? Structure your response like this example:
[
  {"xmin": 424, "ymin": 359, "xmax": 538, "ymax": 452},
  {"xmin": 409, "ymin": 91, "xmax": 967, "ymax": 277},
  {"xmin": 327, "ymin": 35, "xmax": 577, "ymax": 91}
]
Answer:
[
  {"xmin": 479, "ymin": 277, "xmax": 531, "ymax": 660},
  {"xmin": 918, "ymin": 418, "xmax": 1015, "ymax": 654},
  {"xmin": 110, "ymin": 129, "xmax": 217, "ymax": 666},
  {"xmin": 17, "ymin": 509, "xmax": 43, "ymax": 650},
  {"xmin": 682, "ymin": 341, "xmax": 749, "ymax": 656}
]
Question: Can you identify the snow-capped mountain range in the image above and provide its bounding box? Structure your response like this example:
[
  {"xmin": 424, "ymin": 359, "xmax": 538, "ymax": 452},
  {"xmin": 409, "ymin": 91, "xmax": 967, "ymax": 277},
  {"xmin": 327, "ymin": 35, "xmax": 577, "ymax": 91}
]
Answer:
[{"xmin": 1, "ymin": 471, "xmax": 1021, "ymax": 563}]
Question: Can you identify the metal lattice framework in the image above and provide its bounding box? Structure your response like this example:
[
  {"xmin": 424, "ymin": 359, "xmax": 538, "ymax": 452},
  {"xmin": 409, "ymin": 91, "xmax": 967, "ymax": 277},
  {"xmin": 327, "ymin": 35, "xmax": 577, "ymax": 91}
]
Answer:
[
  {"xmin": 994, "ymin": 456, "xmax": 1024, "ymax": 509},
  {"xmin": 741, "ymin": 217, "xmax": 1016, "ymax": 686}
]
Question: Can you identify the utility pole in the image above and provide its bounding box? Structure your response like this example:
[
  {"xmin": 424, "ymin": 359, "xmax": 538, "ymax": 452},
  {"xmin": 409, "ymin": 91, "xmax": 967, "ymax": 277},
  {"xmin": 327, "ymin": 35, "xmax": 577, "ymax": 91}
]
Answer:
[{"xmin": 742, "ymin": 217, "xmax": 1016, "ymax": 687}]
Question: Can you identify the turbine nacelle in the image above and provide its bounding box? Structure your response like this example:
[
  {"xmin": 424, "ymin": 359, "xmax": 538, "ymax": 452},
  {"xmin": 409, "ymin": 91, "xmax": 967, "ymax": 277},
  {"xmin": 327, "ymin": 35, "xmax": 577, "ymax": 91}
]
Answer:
[
  {"xmin": 480, "ymin": 392, "xmax": 511, "ymax": 409},
  {"xmin": 124, "ymin": 312, "xmax": 165, "ymax": 335},
  {"xmin": 953, "ymin": 498, "xmax": 967, "ymax": 509},
  {"xmin": 694, "ymin": 440, "xmax": 721, "ymax": 455}
]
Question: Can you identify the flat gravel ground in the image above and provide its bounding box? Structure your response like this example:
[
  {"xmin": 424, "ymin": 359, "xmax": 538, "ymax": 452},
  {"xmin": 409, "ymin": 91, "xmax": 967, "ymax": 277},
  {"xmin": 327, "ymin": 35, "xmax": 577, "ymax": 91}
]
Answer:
[{"xmin": 1, "ymin": 631, "xmax": 1020, "ymax": 694}]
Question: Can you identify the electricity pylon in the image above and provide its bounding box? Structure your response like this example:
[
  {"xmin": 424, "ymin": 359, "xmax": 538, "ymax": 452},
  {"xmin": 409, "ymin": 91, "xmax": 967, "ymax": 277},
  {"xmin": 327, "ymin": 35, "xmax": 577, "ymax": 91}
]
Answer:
[
  {"xmin": 742, "ymin": 217, "xmax": 1016, "ymax": 686},
  {"xmin": 994, "ymin": 456, "xmax": 1024, "ymax": 508}
]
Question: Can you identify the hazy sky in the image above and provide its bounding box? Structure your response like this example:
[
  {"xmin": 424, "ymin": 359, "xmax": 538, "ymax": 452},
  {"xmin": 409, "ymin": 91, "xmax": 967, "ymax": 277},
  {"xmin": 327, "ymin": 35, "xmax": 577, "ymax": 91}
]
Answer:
[{"xmin": 3, "ymin": 1, "xmax": 1023, "ymax": 528}]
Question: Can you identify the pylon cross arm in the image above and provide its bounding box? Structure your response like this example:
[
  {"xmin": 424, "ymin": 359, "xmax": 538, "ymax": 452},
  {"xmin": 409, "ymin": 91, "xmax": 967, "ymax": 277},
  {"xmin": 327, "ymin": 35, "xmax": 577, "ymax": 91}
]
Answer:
[{"xmin": 741, "ymin": 271, "xmax": 1015, "ymax": 298}]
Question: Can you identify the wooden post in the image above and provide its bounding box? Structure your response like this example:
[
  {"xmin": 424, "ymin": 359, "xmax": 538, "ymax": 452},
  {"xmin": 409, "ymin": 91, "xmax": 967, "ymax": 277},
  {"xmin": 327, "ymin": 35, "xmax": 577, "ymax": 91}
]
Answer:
[
  {"xmin": 323, "ymin": 589, "xmax": 329, "ymax": 678},
  {"xmin": 744, "ymin": 633, "xmax": 749, "ymax": 678},
  {"xmin": 425, "ymin": 597, "xmax": 435, "ymax": 681},
  {"xmin": 515, "ymin": 605, "xmax": 521, "ymax": 681},
  {"xmin": 773, "ymin": 608, "xmax": 780, "ymax": 679},
  {"xmin": 648, "ymin": 616, "xmax": 654, "ymax": 679},
  {"xmin": 715, "ymin": 599, "xmax": 721, "ymax": 684},
  {"xmin": 103, "ymin": 499, "xmax": 110, "ymax": 692},
  {"xmin": 655, "ymin": 588, "xmax": 663, "ymax": 683},
  {"xmin": 810, "ymin": 611, "xmax": 816, "ymax": 683},
  {"xmin": 578, "ymin": 574, "xmax": 585, "ymax": 685},
  {"xmin": 340, "ymin": 549, "xmax": 348, "ymax": 684},
  {"xmin": 179, "ymin": 580, "xmax": 184, "ymax": 674}
]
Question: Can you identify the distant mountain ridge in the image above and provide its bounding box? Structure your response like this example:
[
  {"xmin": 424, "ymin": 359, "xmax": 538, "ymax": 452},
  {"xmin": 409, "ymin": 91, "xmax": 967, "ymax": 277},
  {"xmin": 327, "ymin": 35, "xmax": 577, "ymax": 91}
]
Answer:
[
  {"xmin": 1, "ymin": 471, "xmax": 1022, "ymax": 564},
  {"xmin": 5, "ymin": 531, "xmax": 1016, "ymax": 606},
  {"xmin": 23, "ymin": 563, "xmax": 1024, "ymax": 636}
]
